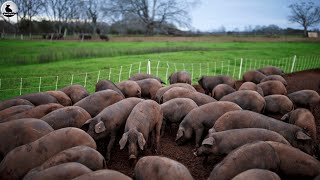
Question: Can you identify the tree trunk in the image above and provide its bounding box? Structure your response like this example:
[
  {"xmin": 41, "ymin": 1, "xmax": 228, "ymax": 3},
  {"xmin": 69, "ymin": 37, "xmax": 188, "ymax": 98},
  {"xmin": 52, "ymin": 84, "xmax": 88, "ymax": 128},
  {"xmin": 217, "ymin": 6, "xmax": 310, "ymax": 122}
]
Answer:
[
  {"xmin": 303, "ymin": 25, "xmax": 308, "ymax": 37},
  {"xmin": 29, "ymin": 17, "xmax": 32, "ymax": 38},
  {"xmin": 146, "ymin": 22, "xmax": 154, "ymax": 35}
]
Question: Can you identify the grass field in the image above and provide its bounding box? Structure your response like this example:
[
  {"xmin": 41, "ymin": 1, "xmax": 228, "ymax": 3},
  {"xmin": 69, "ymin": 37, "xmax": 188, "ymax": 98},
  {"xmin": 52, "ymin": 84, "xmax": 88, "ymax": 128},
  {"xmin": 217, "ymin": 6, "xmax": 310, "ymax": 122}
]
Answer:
[{"xmin": 0, "ymin": 37, "xmax": 320, "ymax": 100}]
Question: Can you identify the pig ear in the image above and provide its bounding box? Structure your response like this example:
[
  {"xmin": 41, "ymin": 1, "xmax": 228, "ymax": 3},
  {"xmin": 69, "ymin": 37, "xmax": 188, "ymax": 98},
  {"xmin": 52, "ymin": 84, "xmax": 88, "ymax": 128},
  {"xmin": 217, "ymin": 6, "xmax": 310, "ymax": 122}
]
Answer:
[
  {"xmin": 137, "ymin": 132, "xmax": 146, "ymax": 150},
  {"xmin": 280, "ymin": 113, "xmax": 289, "ymax": 121},
  {"xmin": 208, "ymin": 128, "xmax": 216, "ymax": 134},
  {"xmin": 296, "ymin": 131, "xmax": 311, "ymax": 140},
  {"xmin": 83, "ymin": 118, "xmax": 93, "ymax": 125},
  {"xmin": 94, "ymin": 121, "xmax": 106, "ymax": 134},
  {"xmin": 119, "ymin": 132, "xmax": 128, "ymax": 150},
  {"xmin": 175, "ymin": 128, "xmax": 184, "ymax": 141},
  {"xmin": 202, "ymin": 137, "xmax": 215, "ymax": 146}
]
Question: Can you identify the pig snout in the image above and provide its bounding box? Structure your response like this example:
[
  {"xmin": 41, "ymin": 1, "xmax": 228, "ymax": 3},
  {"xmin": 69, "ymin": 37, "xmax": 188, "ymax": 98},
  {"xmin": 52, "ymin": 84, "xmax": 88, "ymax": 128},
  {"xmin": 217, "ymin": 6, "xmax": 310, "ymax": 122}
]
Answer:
[{"xmin": 128, "ymin": 143, "xmax": 138, "ymax": 160}]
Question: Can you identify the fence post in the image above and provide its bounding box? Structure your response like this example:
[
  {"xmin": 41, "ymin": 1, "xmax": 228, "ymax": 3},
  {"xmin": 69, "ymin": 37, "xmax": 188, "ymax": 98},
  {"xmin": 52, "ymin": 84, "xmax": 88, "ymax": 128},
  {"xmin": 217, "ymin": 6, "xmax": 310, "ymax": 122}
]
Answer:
[
  {"xmin": 138, "ymin": 62, "xmax": 141, "ymax": 73},
  {"xmin": 129, "ymin": 64, "xmax": 132, "ymax": 78},
  {"xmin": 183, "ymin": 63, "xmax": 185, "ymax": 71},
  {"xmin": 20, "ymin": 78, "xmax": 23, "ymax": 95},
  {"xmin": 119, "ymin": 66, "xmax": 123, "ymax": 82},
  {"xmin": 227, "ymin": 60, "xmax": 230, "ymax": 75},
  {"xmin": 165, "ymin": 67, "xmax": 169, "ymax": 84},
  {"xmin": 215, "ymin": 62, "xmax": 217, "ymax": 76},
  {"xmin": 147, "ymin": 60, "xmax": 151, "ymax": 74},
  {"xmin": 97, "ymin": 70, "xmax": 101, "ymax": 83},
  {"xmin": 55, "ymin": 76, "xmax": 59, "ymax": 90},
  {"xmin": 207, "ymin": 63, "xmax": 209, "ymax": 76},
  {"xmin": 191, "ymin": 63, "xmax": 194, "ymax": 80},
  {"xmin": 156, "ymin": 61, "xmax": 160, "ymax": 77},
  {"xmin": 70, "ymin": 74, "xmax": 74, "ymax": 85},
  {"xmin": 254, "ymin": 59, "xmax": 257, "ymax": 69},
  {"xmin": 238, "ymin": 58, "xmax": 243, "ymax": 79},
  {"xmin": 291, "ymin": 55, "xmax": 296, "ymax": 73},
  {"xmin": 109, "ymin": 68, "xmax": 112, "ymax": 80},
  {"xmin": 221, "ymin": 61, "xmax": 224, "ymax": 74},
  {"xmin": 199, "ymin": 63, "xmax": 202, "ymax": 77},
  {"xmin": 38, "ymin": 77, "xmax": 42, "ymax": 92},
  {"xmin": 233, "ymin": 59, "xmax": 236, "ymax": 78},
  {"xmin": 174, "ymin": 63, "xmax": 177, "ymax": 72},
  {"xmin": 84, "ymin": 73, "xmax": 87, "ymax": 87}
]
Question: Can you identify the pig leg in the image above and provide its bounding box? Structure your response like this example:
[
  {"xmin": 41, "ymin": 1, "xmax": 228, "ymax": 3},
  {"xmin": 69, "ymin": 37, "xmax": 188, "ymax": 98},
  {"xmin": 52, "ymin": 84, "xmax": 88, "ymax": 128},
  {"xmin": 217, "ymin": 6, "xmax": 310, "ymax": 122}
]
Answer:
[
  {"xmin": 155, "ymin": 122, "xmax": 162, "ymax": 154},
  {"xmin": 106, "ymin": 133, "xmax": 116, "ymax": 162},
  {"xmin": 195, "ymin": 127, "xmax": 205, "ymax": 148}
]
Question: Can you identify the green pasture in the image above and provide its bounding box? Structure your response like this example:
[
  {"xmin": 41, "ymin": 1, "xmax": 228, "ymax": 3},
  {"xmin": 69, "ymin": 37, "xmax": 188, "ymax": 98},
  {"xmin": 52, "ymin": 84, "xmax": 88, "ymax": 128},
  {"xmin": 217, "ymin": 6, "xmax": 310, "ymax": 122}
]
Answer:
[{"xmin": 0, "ymin": 39, "xmax": 320, "ymax": 100}]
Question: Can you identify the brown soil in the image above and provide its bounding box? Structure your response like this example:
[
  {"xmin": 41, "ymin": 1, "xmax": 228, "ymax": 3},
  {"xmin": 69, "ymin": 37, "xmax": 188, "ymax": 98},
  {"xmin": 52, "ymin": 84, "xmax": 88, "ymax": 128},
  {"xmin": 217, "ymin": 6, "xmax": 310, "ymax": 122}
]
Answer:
[{"xmin": 98, "ymin": 69, "xmax": 320, "ymax": 180}]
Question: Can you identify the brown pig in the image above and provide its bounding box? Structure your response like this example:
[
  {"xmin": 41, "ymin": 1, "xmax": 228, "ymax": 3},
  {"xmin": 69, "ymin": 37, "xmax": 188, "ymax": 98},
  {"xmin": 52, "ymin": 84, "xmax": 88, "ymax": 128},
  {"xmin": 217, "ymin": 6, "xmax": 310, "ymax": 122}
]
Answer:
[
  {"xmin": 136, "ymin": 78, "xmax": 162, "ymax": 100},
  {"xmin": 24, "ymin": 146, "xmax": 106, "ymax": 179},
  {"xmin": 95, "ymin": 80, "xmax": 124, "ymax": 97},
  {"xmin": 15, "ymin": 92, "xmax": 58, "ymax": 106},
  {"xmin": 0, "ymin": 105, "xmax": 34, "ymax": 120},
  {"xmin": 60, "ymin": 85, "xmax": 89, "ymax": 104},
  {"xmin": 242, "ymin": 70, "xmax": 267, "ymax": 84},
  {"xmin": 2, "ymin": 103, "xmax": 63, "ymax": 123},
  {"xmin": 119, "ymin": 100, "xmax": 163, "ymax": 162},
  {"xmin": 117, "ymin": 80, "xmax": 142, "ymax": 98},
  {"xmin": 46, "ymin": 91, "xmax": 72, "ymax": 106},
  {"xmin": 23, "ymin": 162, "xmax": 92, "ymax": 180},
  {"xmin": 195, "ymin": 128, "xmax": 290, "ymax": 157},
  {"xmin": 0, "ymin": 99, "xmax": 34, "ymax": 111},
  {"xmin": 176, "ymin": 101, "xmax": 242, "ymax": 147},
  {"xmin": 40, "ymin": 106, "xmax": 91, "ymax": 130},
  {"xmin": 129, "ymin": 73, "xmax": 165, "ymax": 84},
  {"xmin": 74, "ymin": 90, "xmax": 124, "ymax": 117},
  {"xmin": 260, "ymin": 75, "xmax": 288, "ymax": 86},
  {"xmin": 193, "ymin": 84, "xmax": 206, "ymax": 94},
  {"xmin": 213, "ymin": 110, "xmax": 313, "ymax": 155},
  {"xmin": 258, "ymin": 66, "xmax": 284, "ymax": 76},
  {"xmin": 85, "ymin": 98, "xmax": 144, "ymax": 161},
  {"xmin": 198, "ymin": 75, "xmax": 236, "ymax": 95},
  {"xmin": 0, "ymin": 127, "xmax": 96, "ymax": 180},
  {"xmin": 168, "ymin": 71, "xmax": 192, "ymax": 84},
  {"xmin": 212, "ymin": 84, "xmax": 236, "ymax": 100},
  {"xmin": 208, "ymin": 141, "xmax": 320, "ymax": 180},
  {"xmin": 257, "ymin": 80, "xmax": 287, "ymax": 96},
  {"xmin": 0, "ymin": 118, "xmax": 53, "ymax": 159},
  {"xmin": 264, "ymin": 95, "xmax": 294, "ymax": 115},
  {"xmin": 238, "ymin": 82, "xmax": 264, "ymax": 96},
  {"xmin": 220, "ymin": 90, "xmax": 266, "ymax": 113},
  {"xmin": 156, "ymin": 84, "xmax": 196, "ymax": 103},
  {"xmin": 281, "ymin": 108, "xmax": 317, "ymax": 141},
  {"xmin": 72, "ymin": 169, "xmax": 132, "ymax": 180},
  {"xmin": 287, "ymin": 90, "xmax": 320, "ymax": 109},
  {"xmin": 231, "ymin": 169, "xmax": 280, "ymax": 180},
  {"xmin": 134, "ymin": 156, "xmax": 193, "ymax": 180}
]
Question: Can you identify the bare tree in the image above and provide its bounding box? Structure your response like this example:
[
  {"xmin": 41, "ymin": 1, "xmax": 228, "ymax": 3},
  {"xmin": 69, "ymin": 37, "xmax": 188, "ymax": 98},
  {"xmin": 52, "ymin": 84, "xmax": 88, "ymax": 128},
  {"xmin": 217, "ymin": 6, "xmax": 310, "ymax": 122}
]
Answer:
[
  {"xmin": 288, "ymin": 1, "xmax": 320, "ymax": 37},
  {"xmin": 103, "ymin": 0, "xmax": 197, "ymax": 35},
  {"xmin": 81, "ymin": 0, "xmax": 103, "ymax": 34}
]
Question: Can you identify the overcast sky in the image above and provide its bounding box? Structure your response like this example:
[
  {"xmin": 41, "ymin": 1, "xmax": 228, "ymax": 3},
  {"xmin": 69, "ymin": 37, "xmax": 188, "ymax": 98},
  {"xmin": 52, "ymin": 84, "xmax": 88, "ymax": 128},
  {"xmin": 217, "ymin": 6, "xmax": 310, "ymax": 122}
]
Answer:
[{"xmin": 191, "ymin": 0, "xmax": 320, "ymax": 31}]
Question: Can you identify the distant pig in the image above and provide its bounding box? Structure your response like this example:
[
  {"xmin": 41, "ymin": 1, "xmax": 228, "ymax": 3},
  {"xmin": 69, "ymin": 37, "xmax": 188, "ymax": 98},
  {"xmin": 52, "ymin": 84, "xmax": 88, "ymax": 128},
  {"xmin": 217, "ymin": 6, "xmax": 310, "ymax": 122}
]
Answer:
[
  {"xmin": 136, "ymin": 78, "xmax": 162, "ymax": 100},
  {"xmin": 129, "ymin": 73, "xmax": 165, "ymax": 84},
  {"xmin": 176, "ymin": 101, "xmax": 242, "ymax": 147},
  {"xmin": 198, "ymin": 75, "xmax": 235, "ymax": 95},
  {"xmin": 258, "ymin": 66, "xmax": 284, "ymax": 76},
  {"xmin": 95, "ymin": 80, "xmax": 124, "ymax": 97},
  {"xmin": 0, "ymin": 99, "xmax": 34, "ymax": 111},
  {"xmin": 134, "ymin": 156, "xmax": 193, "ymax": 180},
  {"xmin": 117, "ymin": 80, "xmax": 141, "ymax": 98},
  {"xmin": 257, "ymin": 80, "xmax": 287, "ymax": 96},
  {"xmin": 155, "ymin": 83, "xmax": 196, "ymax": 103},
  {"xmin": 242, "ymin": 70, "xmax": 267, "ymax": 84},
  {"xmin": 264, "ymin": 95, "xmax": 294, "ymax": 115},
  {"xmin": 211, "ymin": 84, "xmax": 236, "ymax": 100},
  {"xmin": 119, "ymin": 100, "xmax": 163, "ymax": 162},
  {"xmin": 46, "ymin": 91, "xmax": 72, "ymax": 106},
  {"xmin": 60, "ymin": 85, "xmax": 89, "ymax": 104},
  {"xmin": 168, "ymin": 71, "xmax": 192, "ymax": 84},
  {"xmin": 238, "ymin": 82, "xmax": 264, "ymax": 96},
  {"xmin": 15, "ymin": 92, "xmax": 58, "ymax": 106}
]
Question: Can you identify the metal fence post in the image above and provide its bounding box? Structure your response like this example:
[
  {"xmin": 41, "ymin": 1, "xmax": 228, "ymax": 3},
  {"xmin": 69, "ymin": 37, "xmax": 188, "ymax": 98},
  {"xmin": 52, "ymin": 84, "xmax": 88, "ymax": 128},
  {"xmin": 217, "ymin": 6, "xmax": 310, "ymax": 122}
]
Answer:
[
  {"xmin": 227, "ymin": 60, "xmax": 230, "ymax": 76},
  {"xmin": 84, "ymin": 73, "xmax": 87, "ymax": 87},
  {"xmin": 156, "ymin": 61, "xmax": 160, "ymax": 77},
  {"xmin": 97, "ymin": 70, "xmax": 101, "ymax": 83},
  {"xmin": 147, "ymin": 60, "xmax": 151, "ymax": 74},
  {"xmin": 238, "ymin": 58, "xmax": 243, "ymax": 79},
  {"xmin": 165, "ymin": 67, "xmax": 169, "ymax": 84},
  {"xmin": 199, "ymin": 63, "xmax": 202, "ymax": 77},
  {"xmin": 20, "ymin": 78, "xmax": 23, "ymax": 95},
  {"xmin": 232, "ymin": 59, "xmax": 236, "ymax": 78},
  {"xmin": 109, "ymin": 68, "xmax": 112, "ymax": 80},
  {"xmin": 191, "ymin": 63, "xmax": 194, "ymax": 80},
  {"xmin": 55, "ymin": 76, "xmax": 59, "ymax": 90},
  {"xmin": 38, "ymin": 77, "xmax": 42, "ymax": 92},
  {"xmin": 138, "ymin": 62, "xmax": 141, "ymax": 73},
  {"xmin": 119, "ymin": 66, "xmax": 123, "ymax": 82},
  {"xmin": 291, "ymin": 55, "xmax": 296, "ymax": 73},
  {"xmin": 70, "ymin": 74, "xmax": 74, "ymax": 85},
  {"xmin": 129, "ymin": 64, "xmax": 132, "ymax": 78}
]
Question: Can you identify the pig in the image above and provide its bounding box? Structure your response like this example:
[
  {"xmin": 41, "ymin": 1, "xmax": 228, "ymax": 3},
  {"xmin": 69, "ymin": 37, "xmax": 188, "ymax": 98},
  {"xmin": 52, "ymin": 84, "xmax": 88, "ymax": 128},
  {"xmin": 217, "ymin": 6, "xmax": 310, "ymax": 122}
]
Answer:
[
  {"xmin": 198, "ymin": 75, "xmax": 236, "ymax": 95},
  {"xmin": 287, "ymin": 90, "xmax": 320, "ymax": 109},
  {"xmin": 213, "ymin": 110, "xmax": 313, "ymax": 155},
  {"xmin": 220, "ymin": 90, "xmax": 266, "ymax": 113},
  {"xmin": 168, "ymin": 71, "xmax": 192, "ymax": 84},
  {"xmin": 72, "ymin": 169, "xmax": 132, "ymax": 180},
  {"xmin": 119, "ymin": 100, "xmax": 163, "ymax": 162},
  {"xmin": 60, "ymin": 85, "xmax": 89, "ymax": 104},
  {"xmin": 260, "ymin": 75, "xmax": 288, "ymax": 86},
  {"xmin": 0, "ymin": 105, "xmax": 34, "ymax": 120},
  {"xmin": 129, "ymin": 73, "xmax": 165, "ymax": 84},
  {"xmin": 162, "ymin": 87, "xmax": 216, "ymax": 106},
  {"xmin": 74, "ymin": 90, "xmax": 124, "ymax": 117},
  {"xmin": 211, "ymin": 84, "xmax": 236, "ymax": 100},
  {"xmin": 0, "ymin": 99, "xmax": 34, "ymax": 111},
  {"xmin": 0, "ymin": 118, "xmax": 53, "ymax": 159},
  {"xmin": 231, "ymin": 169, "xmax": 280, "ymax": 180},
  {"xmin": 160, "ymin": 98, "xmax": 198, "ymax": 134},
  {"xmin": 264, "ymin": 95, "xmax": 294, "ymax": 115},
  {"xmin": 242, "ymin": 70, "xmax": 267, "ymax": 84},
  {"xmin": 46, "ymin": 91, "xmax": 72, "ymax": 106},
  {"xmin": 15, "ymin": 92, "xmax": 58, "ymax": 106},
  {"xmin": 258, "ymin": 66, "xmax": 284, "ymax": 76},
  {"xmin": 24, "ymin": 146, "xmax": 106, "ymax": 179},
  {"xmin": 134, "ymin": 156, "xmax": 193, "ymax": 180},
  {"xmin": 2, "ymin": 103, "xmax": 64, "ymax": 123},
  {"xmin": 257, "ymin": 80, "xmax": 287, "ymax": 96},
  {"xmin": 208, "ymin": 141, "xmax": 320, "ymax": 180},
  {"xmin": 117, "ymin": 80, "xmax": 141, "ymax": 98},
  {"xmin": 95, "ymin": 80, "xmax": 124, "ymax": 97},
  {"xmin": 0, "ymin": 127, "xmax": 96, "ymax": 180},
  {"xmin": 136, "ymin": 78, "xmax": 162, "ymax": 100},
  {"xmin": 85, "ymin": 98, "xmax": 144, "ymax": 161},
  {"xmin": 176, "ymin": 101, "xmax": 242, "ymax": 147},
  {"xmin": 155, "ymin": 83, "xmax": 196, "ymax": 103},
  {"xmin": 40, "ymin": 106, "xmax": 91, "ymax": 130},
  {"xmin": 23, "ymin": 162, "xmax": 92, "ymax": 180},
  {"xmin": 238, "ymin": 82, "xmax": 264, "ymax": 96},
  {"xmin": 193, "ymin": 84, "xmax": 206, "ymax": 94},
  {"xmin": 195, "ymin": 128, "xmax": 290, "ymax": 157},
  {"xmin": 281, "ymin": 108, "xmax": 317, "ymax": 141}
]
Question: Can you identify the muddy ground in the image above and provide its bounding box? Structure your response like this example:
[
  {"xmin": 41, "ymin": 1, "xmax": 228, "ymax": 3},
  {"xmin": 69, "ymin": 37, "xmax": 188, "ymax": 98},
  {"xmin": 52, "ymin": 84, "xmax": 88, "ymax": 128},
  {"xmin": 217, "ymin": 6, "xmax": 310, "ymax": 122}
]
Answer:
[{"xmin": 97, "ymin": 69, "xmax": 320, "ymax": 180}]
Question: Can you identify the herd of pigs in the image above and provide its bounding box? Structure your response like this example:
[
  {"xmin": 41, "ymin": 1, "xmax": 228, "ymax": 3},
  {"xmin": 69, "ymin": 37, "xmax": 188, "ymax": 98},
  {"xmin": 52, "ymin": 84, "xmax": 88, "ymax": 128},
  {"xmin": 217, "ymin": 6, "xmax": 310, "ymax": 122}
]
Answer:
[{"xmin": 0, "ymin": 66, "xmax": 320, "ymax": 180}]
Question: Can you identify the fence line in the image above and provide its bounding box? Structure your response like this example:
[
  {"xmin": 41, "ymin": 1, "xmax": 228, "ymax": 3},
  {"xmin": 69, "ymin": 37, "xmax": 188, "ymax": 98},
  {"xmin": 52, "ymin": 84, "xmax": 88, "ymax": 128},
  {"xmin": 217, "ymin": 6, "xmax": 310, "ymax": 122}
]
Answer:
[{"xmin": 1, "ymin": 56, "xmax": 320, "ymax": 100}]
